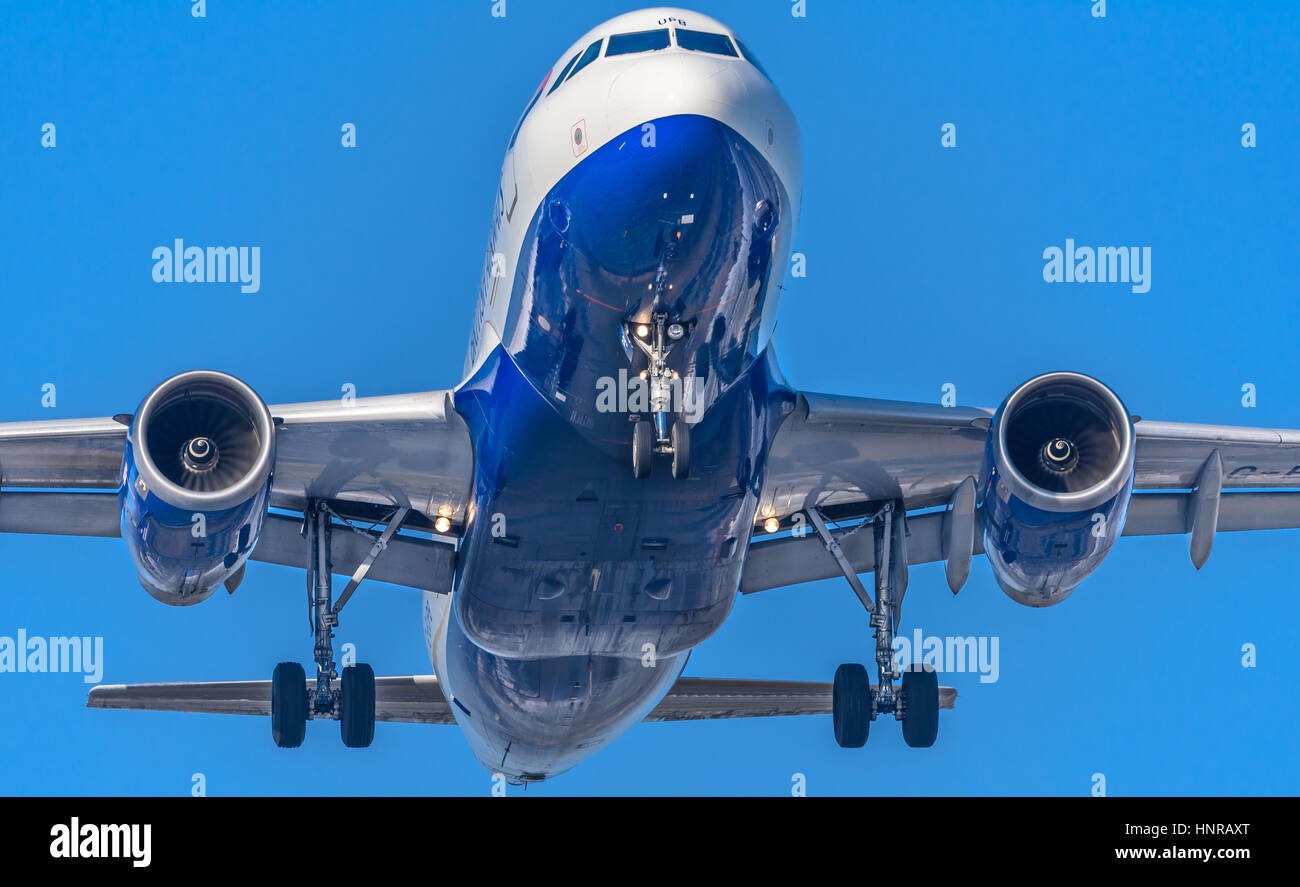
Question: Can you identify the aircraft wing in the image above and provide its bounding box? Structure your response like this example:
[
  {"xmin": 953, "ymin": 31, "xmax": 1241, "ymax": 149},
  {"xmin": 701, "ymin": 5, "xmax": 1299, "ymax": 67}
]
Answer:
[
  {"xmin": 88, "ymin": 675, "xmax": 954, "ymax": 723},
  {"xmin": 746, "ymin": 389, "xmax": 1300, "ymax": 594},
  {"xmin": 0, "ymin": 387, "xmax": 473, "ymax": 593},
  {"xmin": 0, "ymin": 389, "xmax": 474, "ymax": 518}
]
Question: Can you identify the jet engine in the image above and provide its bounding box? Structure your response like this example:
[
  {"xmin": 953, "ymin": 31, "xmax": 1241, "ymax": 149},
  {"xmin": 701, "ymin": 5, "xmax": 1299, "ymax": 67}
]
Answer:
[
  {"xmin": 119, "ymin": 370, "xmax": 276, "ymax": 606},
  {"xmin": 980, "ymin": 372, "xmax": 1134, "ymax": 607}
]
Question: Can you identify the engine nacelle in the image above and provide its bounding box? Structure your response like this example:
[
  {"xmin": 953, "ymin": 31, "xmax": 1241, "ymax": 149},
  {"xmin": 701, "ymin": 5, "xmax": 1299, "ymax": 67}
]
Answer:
[
  {"xmin": 119, "ymin": 370, "xmax": 275, "ymax": 606},
  {"xmin": 980, "ymin": 372, "xmax": 1134, "ymax": 607}
]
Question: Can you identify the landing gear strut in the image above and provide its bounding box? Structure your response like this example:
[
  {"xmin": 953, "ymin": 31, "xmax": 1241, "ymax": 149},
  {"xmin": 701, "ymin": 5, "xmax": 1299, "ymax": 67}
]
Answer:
[
  {"xmin": 809, "ymin": 501, "xmax": 940, "ymax": 749},
  {"xmin": 627, "ymin": 310, "xmax": 691, "ymax": 479},
  {"xmin": 272, "ymin": 500, "xmax": 401, "ymax": 749}
]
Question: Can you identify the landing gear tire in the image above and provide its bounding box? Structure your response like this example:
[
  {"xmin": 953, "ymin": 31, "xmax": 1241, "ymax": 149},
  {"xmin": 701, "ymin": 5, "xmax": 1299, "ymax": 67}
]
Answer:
[
  {"xmin": 340, "ymin": 663, "xmax": 376, "ymax": 748},
  {"xmin": 671, "ymin": 418, "xmax": 691, "ymax": 479},
  {"xmin": 901, "ymin": 665, "xmax": 939, "ymax": 748},
  {"xmin": 632, "ymin": 420, "xmax": 653, "ymax": 479},
  {"xmin": 271, "ymin": 661, "xmax": 307, "ymax": 749},
  {"xmin": 832, "ymin": 663, "xmax": 872, "ymax": 748}
]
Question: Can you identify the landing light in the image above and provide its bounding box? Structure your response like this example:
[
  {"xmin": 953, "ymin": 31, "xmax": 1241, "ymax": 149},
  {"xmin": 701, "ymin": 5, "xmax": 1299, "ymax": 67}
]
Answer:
[
  {"xmin": 434, "ymin": 516, "xmax": 451, "ymax": 534},
  {"xmin": 667, "ymin": 323, "xmax": 685, "ymax": 340},
  {"xmin": 636, "ymin": 324, "xmax": 649, "ymax": 338},
  {"xmin": 763, "ymin": 517, "xmax": 780, "ymax": 534}
]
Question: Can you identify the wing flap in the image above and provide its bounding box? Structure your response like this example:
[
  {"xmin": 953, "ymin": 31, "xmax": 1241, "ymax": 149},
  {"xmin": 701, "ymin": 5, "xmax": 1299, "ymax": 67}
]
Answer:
[
  {"xmin": 0, "ymin": 491, "xmax": 454, "ymax": 592},
  {"xmin": 249, "ymin": 513, "xmax": 454, "ymax": 593},
  {"xmin": 0, "ymin": 490, "xmax": 121, "ymax": 536}
]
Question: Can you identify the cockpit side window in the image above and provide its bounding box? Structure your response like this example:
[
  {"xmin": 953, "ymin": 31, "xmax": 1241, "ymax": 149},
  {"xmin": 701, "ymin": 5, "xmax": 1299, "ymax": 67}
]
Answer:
[
  {"xmin": 548, "ymin": 51, "xmax": 582, "ymax": 95},
  {"xmin": 734, "ymin": 37, "xmax": 772, "ymax": 81},
  {"xmin": 566, "ymin": 38, "xmax": 604, "ymax": 82},
  {"xmin": 606, "ymin": 28, "xmax": 671, "ymax": 56},
  {"xmin": 674, "ymin": 29, "xmax": 738, "ymax": 57}
]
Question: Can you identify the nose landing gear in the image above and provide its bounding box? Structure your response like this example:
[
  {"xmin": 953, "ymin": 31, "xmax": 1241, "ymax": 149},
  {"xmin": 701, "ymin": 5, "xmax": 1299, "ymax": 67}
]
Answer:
[{"xmin": 627, "ymin": 312, "xmax": 692, "ymax": 480}]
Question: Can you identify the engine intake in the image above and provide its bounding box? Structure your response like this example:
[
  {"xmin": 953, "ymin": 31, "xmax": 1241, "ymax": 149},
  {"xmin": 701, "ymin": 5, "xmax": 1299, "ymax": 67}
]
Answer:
[
  {"xmin": 120, "ymin": 370, "xmax": 275, "ymax": 606},
  {"xmin": 982, "ymin": 372, "xmax": 1134, "ymax": 607}
]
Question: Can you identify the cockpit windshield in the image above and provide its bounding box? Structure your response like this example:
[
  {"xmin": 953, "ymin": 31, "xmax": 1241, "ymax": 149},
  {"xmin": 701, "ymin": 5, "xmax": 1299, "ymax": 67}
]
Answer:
[
  {"xmin": 606, "ymin": 29, "xmax": 671, "ymax": 56},
  {"xmin": 674, "ymin": 29, "xmax": 738, "ymax": 57},
  {"xmin": 516, "ymin": 25, "xmax": 769, "ymax": 146}
]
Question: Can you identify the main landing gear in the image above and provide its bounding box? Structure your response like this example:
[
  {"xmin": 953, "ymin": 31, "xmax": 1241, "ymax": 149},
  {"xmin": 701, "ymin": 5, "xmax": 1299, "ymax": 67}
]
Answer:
[
  {"xmin": 808, "ymin": 501, "xmax": 940, "ymax": 749},
  {"xmin": 628, "ymin": 310, "xmax": 692, "ymax": 480},
  {"xmin": 272, "ymin": 500, "xmax": 407, "ymax": 749}
]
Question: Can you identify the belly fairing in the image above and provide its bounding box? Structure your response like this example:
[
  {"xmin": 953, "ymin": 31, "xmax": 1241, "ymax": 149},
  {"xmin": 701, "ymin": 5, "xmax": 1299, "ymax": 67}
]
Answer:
[{"xmin": 450, "ymin": 344, "xmax": 794, "ymax": 660}]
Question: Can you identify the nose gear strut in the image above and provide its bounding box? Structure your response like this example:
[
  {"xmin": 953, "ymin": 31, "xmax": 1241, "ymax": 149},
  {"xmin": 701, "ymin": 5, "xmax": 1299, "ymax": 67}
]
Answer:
[{"xmin": 627, "ymin": 309, "xmax": 692, "ymax": 480}]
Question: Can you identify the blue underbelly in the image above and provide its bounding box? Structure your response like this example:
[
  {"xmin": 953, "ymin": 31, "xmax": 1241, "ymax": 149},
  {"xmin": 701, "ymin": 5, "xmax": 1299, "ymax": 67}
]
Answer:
[
  {"xmin": 501, "ymin": 114, "xmax": 790, "ymax": 450},
  {"xmin": 438, "ymin": 113, "xmax": 798, "ymax": 780}
]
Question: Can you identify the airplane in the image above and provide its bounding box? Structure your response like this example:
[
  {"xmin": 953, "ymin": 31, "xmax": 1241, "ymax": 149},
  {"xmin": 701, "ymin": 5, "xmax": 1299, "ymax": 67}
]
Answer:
[{"xmin": 4, "ymin": 6, "xmax": 1300, "ymax": 786}]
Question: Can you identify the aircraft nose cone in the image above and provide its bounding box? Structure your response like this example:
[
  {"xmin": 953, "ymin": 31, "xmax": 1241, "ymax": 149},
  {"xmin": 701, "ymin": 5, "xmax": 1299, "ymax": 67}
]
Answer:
[{"xmin": 607, "ymin": 54, "xmax": 749, "ymax": 129}]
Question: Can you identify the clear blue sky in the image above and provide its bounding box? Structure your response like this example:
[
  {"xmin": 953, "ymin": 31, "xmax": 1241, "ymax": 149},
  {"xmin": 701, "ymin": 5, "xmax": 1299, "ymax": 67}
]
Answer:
[{"xmin": 1, "ymin": 0, "xmax": 1297, "ymax": 796}]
